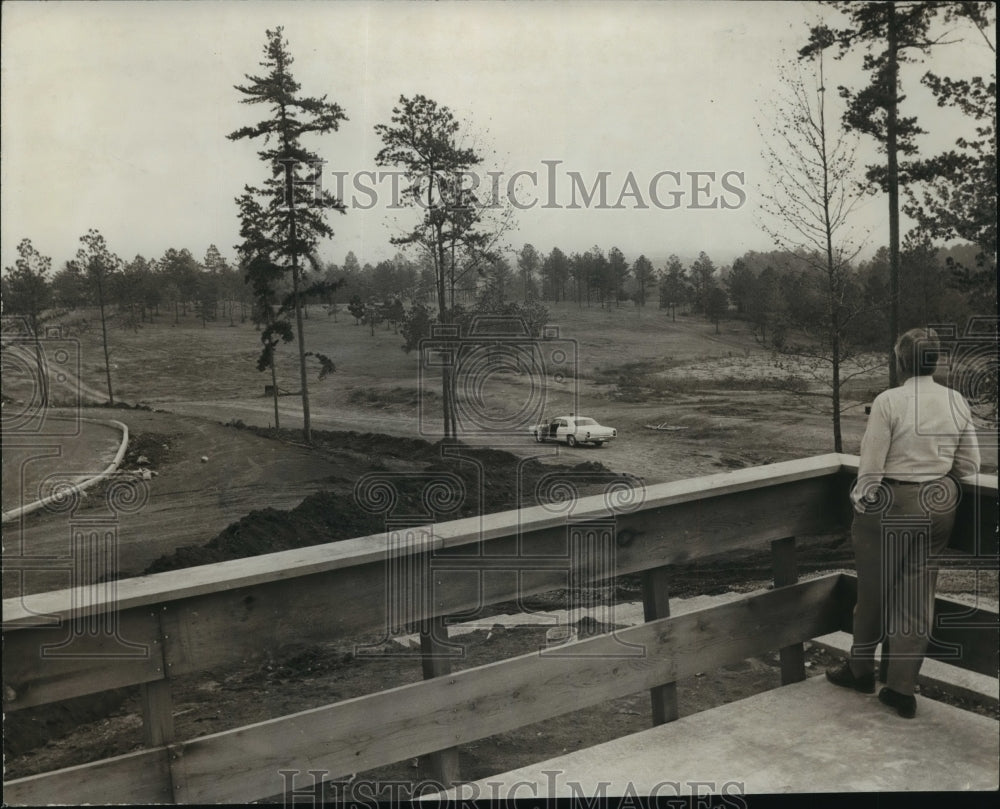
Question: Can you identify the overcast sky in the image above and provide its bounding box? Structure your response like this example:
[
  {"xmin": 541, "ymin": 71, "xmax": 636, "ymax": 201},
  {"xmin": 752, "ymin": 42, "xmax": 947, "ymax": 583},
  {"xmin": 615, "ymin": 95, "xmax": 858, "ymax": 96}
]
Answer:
[{"xmin": 1, "ymin": 0, "xmax": 993, "ymax": 272}]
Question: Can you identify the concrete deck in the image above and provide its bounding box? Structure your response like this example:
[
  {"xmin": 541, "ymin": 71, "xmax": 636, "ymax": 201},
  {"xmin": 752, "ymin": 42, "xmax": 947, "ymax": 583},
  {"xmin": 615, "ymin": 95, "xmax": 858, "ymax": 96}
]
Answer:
[{"xmin": 438, "ymin": 674, "xmax": 999, "ymax": 799}]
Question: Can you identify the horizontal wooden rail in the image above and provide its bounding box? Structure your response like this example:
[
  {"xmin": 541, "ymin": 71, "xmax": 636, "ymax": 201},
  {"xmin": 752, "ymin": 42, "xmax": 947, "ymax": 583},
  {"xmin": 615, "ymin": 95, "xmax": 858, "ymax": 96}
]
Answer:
[
  {"xmin": 4, "ymin": 574, "xmax": 847, "ymax": 806},
  {"xmin": 4, "ymin": 457, "xmax": 994, "ymax": 712},
  {"xmin": 835, "ymin": 457, "xmax": 998, "ymax": 558},
  {"xmin": 3, "ymin": 455, "xmax": 996, "ymax": 806},
  {"xmin": 836, "ymin": 574, "xmax": 1000, "ymax": 678},
  {"xmin": 4, "ymin": 455, "xmax": 851, "ymax": 710},
  {"xmin": 4, "ymin": 455, "xmax": 850, "ymax": 628}
]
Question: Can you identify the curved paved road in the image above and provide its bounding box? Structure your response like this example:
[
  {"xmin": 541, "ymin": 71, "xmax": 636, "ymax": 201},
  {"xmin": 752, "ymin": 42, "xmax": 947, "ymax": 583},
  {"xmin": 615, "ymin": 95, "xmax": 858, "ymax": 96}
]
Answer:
[
  {"xmin": 1, "ymin": 414, "xmax": 123, "ymax": 514},
  {"xmin": 2, "ymin": 409, "xmax": 347, "ymax": 596}
]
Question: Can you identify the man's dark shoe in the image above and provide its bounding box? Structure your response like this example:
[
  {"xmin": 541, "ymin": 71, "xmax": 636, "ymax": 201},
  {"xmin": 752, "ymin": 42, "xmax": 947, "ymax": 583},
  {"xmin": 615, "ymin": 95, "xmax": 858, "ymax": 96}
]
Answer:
[
  {"xmin": 878, "ymin": 687, "xmax": 917, "ymax": 718},
  {"xmin": 825, "ymin": 661, "xmax": 876, "ymax": 693}
]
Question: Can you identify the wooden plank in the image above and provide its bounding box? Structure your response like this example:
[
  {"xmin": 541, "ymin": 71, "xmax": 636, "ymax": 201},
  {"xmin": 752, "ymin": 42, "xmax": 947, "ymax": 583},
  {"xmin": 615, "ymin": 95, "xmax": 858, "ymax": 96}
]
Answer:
[
  {"xmin": 142, "ymin": 606, "xmax": 175, "ymax": 748},
  {"xmin": 836, "ymin": 574, "xmax": 1000, "ymax": 677},
  {"xmin": 0, "ymin": 473, "xmax": 875, "ymax": 708},
  {"xmin": 151, "ymin": 475, "xmax": 848, "ymax": 679},
  {"xmin": 4, "ymin": 462, "xmax": 991, "ymax": 713},
  {"xmin": 3, "ymin": 606, "xmax": 164, "ymax": 710},
  {"xmin": 771, "ymin": 536, "xmax": 806, "ymax": 685},
  {"xmin": 4, "ymin": 455, "xmax": 988, "ymax": 632},
  {"xmin": 418, "ymin": 616, "xmax": 461, "ymax": 787},
  {"xmin": 141, "ymin": 680, "xmax": 175, "ymax": 747},
  {"xmin": 166, "ymin": 576, "xmax": 844, "ymax": 804},
  {"xmin": 3, "ymin": 454, "xmax": 849, "ymax": 628},
  {"xmin": 641, "ymin": 566, "xmax": 678, "ymax": 724},
  {"xmin": 835, "ymin": 456, "xmax": 997, "ymax": 557},
  {"xmin": 2, "ymin": 747, "xmax": 173, "ymax": 806}
]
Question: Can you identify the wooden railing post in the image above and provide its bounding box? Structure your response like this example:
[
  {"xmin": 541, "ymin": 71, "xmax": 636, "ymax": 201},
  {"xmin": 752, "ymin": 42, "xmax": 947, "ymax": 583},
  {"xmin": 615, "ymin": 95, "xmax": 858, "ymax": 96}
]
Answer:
[
  {"xmin": 771, "ymin": 536, "xmax": 806, "ymax": 684},
  {"xmin": 140, "ymin": 680, "xmax": 175, "ymax": 747},
  {"xmin": 641, "ymin": 566, "xmax": 679, "ymax": 724},
  {"xmin": 140, "ymin": 604, "xmax": 178, "ymax": 804},
  {"xmin": 418, "ymin": 615, "xmax": 461, "ymax": 787},
  {"xmin": 141, "ymin": 605, "xmax": 175, "ymax": 747}
]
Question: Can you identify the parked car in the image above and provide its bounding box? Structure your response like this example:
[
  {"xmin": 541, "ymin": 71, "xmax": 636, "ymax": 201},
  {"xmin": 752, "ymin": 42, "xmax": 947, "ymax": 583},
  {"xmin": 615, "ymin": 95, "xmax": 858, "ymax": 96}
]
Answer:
[{"xmin": 530, "ymin": 415, "xmax": 617, "ymax": 447}]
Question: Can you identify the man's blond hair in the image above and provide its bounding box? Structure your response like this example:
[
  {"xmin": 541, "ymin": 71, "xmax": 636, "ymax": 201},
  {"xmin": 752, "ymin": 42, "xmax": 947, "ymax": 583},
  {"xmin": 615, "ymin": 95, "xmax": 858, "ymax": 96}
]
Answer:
[{"xmin": 894, "ymin": 327, "xmax": 941, "ymax": 377}]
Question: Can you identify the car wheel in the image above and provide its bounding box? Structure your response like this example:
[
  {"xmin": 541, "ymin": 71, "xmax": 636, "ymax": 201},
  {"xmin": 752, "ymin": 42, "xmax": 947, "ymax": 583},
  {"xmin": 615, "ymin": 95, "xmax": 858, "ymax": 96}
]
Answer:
[{"xmin": 566, "ymin": 435, "xmax": 577, "ymax": 448}]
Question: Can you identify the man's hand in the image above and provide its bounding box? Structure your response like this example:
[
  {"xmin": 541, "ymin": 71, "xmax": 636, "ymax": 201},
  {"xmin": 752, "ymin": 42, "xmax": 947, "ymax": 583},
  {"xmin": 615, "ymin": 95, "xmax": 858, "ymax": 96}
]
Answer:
[{"xmin": 851, "ymin": 478, "xmax": 883, "ymax": 514}]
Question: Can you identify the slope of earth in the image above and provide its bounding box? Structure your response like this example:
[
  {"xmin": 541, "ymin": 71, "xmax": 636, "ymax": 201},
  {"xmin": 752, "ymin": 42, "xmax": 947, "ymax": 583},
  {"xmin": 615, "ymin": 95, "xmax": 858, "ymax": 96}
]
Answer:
[{"xmin": 3, "ymin": 409, "xmax": 353, "ymax": 595}]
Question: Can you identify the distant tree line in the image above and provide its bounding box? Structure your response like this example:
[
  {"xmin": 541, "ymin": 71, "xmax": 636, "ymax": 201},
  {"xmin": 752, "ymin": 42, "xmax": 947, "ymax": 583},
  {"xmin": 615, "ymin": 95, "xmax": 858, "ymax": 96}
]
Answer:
[
  {"xmin": 8, "ymin": 233, "xmax": 986, "ymax": 351},
  {"xmin": 2, "ymin": 235, "xmax": 254, "ymax": 330}
]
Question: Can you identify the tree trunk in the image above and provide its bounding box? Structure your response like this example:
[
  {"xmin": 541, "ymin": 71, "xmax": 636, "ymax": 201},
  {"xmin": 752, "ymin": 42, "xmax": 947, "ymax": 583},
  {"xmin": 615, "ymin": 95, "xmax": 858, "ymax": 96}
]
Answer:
[
  {"xmin": 96, "ymin": 274, "xmax": 115, "ymax": 405},
  {"xmin": 819, "ymin": 46, "xmax": 843, "ymax": 455},
  {"xmin": 292, "ymin": 260, "xmax": 311, "ymax": 443},
  {"xmin": 33, "ymin": 331, "xmax": 49, "ymax": 408},
  {"xmin": 271, "ymin": 354, "xmax": 281, "ymax": 430},
  {"xmin": 283, "ymin": 164, "xmax": 312, "ymax": 442},
  {"xmin": 832, "ymin": 330, "xmax": 843, "ymax": 453},
  {"xmin": 886, "ymin": 4, "xmax": 901, "ymax": 387}
]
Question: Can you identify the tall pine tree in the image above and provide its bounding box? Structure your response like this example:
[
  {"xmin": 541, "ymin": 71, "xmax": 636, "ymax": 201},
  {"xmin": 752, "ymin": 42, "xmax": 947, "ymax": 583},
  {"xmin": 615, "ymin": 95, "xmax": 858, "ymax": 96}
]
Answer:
[
  {"xmin": 229, "ymin": 27, "xmax": 347, "ymax": 442},
  {"xmin": 800, "ymin": 2, "xmax": 986, "ymax": 385},
  {"xmin": 374, "ymin": 95, "xmax": 487, "ymax": 439}
]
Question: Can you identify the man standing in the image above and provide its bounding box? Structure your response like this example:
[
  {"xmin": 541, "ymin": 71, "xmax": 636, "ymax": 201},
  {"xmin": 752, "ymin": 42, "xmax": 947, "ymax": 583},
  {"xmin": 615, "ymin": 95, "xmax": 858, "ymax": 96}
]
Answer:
[{"xmin": 826, "ymin": 328, "xmax": 981, "ymax": 717}]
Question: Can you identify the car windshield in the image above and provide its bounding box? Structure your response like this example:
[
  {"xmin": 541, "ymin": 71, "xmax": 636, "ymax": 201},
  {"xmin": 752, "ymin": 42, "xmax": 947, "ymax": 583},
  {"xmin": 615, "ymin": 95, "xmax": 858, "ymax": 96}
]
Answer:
[{"xmin": 575, "ymin": 418, "xmax": 597, "ymax": 426}]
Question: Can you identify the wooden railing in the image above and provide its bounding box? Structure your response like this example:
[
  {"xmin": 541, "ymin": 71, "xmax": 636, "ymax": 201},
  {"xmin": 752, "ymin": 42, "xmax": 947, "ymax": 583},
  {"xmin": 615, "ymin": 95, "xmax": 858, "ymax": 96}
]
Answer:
[{"xmin": 3, "ymin": 454, "xmax": 997, "ymax": 804}]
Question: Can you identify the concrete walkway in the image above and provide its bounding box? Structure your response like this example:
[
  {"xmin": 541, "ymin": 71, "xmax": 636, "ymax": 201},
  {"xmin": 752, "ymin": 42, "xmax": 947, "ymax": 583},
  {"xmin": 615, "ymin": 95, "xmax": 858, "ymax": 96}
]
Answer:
[{"xmin": 438, "ymin": 674, "xmax": 999, "ymax": 799}]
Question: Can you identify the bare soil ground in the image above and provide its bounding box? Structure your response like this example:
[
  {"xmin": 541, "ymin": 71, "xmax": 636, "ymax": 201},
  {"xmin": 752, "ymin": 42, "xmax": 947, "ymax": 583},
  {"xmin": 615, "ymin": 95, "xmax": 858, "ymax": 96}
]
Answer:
[
  {"xmin": 4, "ymin": 416, "xmax": 996, "ymax": 790},
  {"xmin": 3, "ymin": 305, "xmax": 996, "ymax": 794}
]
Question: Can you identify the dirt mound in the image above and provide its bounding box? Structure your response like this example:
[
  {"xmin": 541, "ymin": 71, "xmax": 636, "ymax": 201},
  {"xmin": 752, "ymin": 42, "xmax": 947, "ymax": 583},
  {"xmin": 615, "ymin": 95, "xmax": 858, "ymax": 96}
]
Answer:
[
  {"xmin": 143, "ymin": 438, "xmax": 620, "ymax": 574},
  {"xmin": 143, "ymin": 492, "xmax": 387, "ymax": 573},
  {"xmin": 122, "ymin": 431, "xmax": 174, "ymax": 469},
  {"xmin": 267, "ymin": 425, "xmax": 438, "ymax": 461}
]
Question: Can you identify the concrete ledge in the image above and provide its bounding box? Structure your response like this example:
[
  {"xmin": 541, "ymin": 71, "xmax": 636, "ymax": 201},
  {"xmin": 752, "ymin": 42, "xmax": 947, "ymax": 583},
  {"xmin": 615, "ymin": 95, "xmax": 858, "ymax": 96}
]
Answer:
[
  {"xmin": 812, "ymin": 629, "xmax": 1000, "ymax": 708},
  {"xmin": 434, "ymin": 674, "xmax": 999, "ymax": 798},
  {"xmin": 1, "ymin": 417, "xmax": 129, "ymax": 523}
]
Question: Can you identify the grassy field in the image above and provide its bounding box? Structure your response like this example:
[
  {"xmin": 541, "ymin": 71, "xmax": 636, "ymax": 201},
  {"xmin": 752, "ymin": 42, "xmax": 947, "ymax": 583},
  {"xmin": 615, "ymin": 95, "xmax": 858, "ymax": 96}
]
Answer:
[
  {"xmin": 8, "ymin": 301, "xmax": 888, "ymax": 408},
  {"xmin": 7, "ymin": 301, "xmax": 994, "ymax": 484}
]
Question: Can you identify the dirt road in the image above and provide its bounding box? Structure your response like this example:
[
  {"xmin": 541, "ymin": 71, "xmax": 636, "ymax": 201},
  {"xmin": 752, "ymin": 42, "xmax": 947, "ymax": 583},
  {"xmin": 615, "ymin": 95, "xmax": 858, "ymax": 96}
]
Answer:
[{"xmin": 160, "ymin": 386, "xmax": 874, "ymax": 484}]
